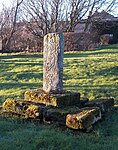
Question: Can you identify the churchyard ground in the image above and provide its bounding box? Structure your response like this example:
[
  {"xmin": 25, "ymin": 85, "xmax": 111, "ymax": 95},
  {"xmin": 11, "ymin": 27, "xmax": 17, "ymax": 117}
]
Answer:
[{"xmin": 0, "ymin": 44, "xmax": 118, "ymax": 150}]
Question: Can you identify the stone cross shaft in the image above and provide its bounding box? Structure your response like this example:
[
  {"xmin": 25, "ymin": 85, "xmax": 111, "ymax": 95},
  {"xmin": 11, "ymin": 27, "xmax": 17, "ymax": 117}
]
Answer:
[
  {"xmin": 0, "ymin": 40, "xmax": 2, "ymax": 50},
  {"xmin": 43, "ymin": 33, "xmax": 64, "ymax": 93}
]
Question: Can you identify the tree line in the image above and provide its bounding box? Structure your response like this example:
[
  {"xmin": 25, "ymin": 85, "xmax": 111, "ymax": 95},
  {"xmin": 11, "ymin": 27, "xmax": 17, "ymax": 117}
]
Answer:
[{"xmin": 0, "ymin": 0, "xmax": 117, "ymax": 52}]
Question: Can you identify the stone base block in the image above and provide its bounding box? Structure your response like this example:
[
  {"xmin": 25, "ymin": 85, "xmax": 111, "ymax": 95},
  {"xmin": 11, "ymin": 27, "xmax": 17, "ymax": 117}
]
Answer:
[
  {"xmin": 2, "ymin": 98, "xmax": 46, "ymax": 119},
  {"xmin": 84, "ymin": 97, "xmax": 114, "ymax": 113},
  {"xmin": 43, "ymin": 106, "xmax": 81, "ymax": 124},
  {"xmin": 0, "ymin": 106, "xmax": 3, "ymax": 115},
  {"xmin": 24, "ymin": 89, "xmax": 80, "ymax": 107},
  {"xmin": 66, "ymin": 107, "xmax": 101, "ymax": 130},
  {"xmin": 43, "ymin": 108, "xmax": 67, "ymax": 124}
]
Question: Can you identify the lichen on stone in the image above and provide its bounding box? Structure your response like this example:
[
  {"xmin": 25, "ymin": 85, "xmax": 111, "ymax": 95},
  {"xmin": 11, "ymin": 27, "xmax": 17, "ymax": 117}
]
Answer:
[
  {"xmin": 25, "ymin": 105, "xmax": 41, "ymax": 119},
  {"xmin": 24, "ymin": 89, "xmax": 80, "ymax": 107},
  {"xmin": 66, "ymin": 107, "xmax": 101, "ymax": 130},
  {"xmin": 84, "ymin": 97, "xmax": 114, "ymax": 113},
  {"xmin": 2, "ymin": 98, "xmax": 16, "ymax": 112},
  {"xmin": 2, "ymin": 98, "xmax": 45, "ymax": 119}
]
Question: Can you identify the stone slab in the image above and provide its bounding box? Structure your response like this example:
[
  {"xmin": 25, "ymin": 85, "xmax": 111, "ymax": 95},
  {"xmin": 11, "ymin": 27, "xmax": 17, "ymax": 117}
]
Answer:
[
  {"xmin": 66, "ymin": 107, "xmax": 101, "ymax": 130},
  {"xmin": 84, "ymin": 97, "xmax": 114, "ymax": 113},
  {"xmin": 2, "ymin": 98, "xmax": 46, "ymax": 119},
  {"xmin": 24, "ymin": 89, "xmax": 80, "ymax": 107},
  {"xmin": 0, "ymin": 40, "xmax": 2, "ymax": 50},
  {"xmin": 43, "ymin": 106, "xmax": 81, "ymax": 124}
]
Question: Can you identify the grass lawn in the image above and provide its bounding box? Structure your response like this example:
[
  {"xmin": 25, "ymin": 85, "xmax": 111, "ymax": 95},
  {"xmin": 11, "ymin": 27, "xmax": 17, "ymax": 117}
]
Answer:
[{"xmin": 0, "ymin": 44, "xmax": 118, "ymax": 150}]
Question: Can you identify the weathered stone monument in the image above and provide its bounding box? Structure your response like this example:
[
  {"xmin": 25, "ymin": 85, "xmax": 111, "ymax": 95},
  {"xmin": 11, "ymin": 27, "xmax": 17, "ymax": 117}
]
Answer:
[
  {"xmin": 0, "ymin": 32, "xmax": 115, "ymax": 132},
  {"xmin": 24, "ymin": 33, "xmax": 80, "ymax": 107},
  {"xmin": 43, "ymin": 33, "xmax": 64, "ymax": 93},
  {"xmin": 0, "ymin": 39, "xmax": 2, "ymax": 51}
]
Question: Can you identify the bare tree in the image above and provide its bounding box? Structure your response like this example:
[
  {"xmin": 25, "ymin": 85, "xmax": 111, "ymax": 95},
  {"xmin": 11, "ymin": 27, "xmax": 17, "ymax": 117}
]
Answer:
[
  {"xmin": 0, "ymin": 0, "xmax": 24, "ymax": 52},
  {"xmin": 22, "ymin": 0, "xmax": 117, "ymax": 35},
  {"xmin": 66, "ymin": 0, "xmax": 91, "ymax": 32},
  {"xmin": 0, "ymin": 0, "xmax": 117, "ymax": 52},
  {"xmin": 22, "ymin": 0, "xmax": 66, "ymax": 36},
  {"xmin": 84, "ymin": 0, "xmax": 117, "ymax": 32}
]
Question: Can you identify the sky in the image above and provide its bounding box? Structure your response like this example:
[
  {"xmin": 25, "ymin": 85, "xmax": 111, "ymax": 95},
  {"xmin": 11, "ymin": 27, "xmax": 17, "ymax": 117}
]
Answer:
[
  {"xmin": 0, "ymin": 0, "xmax": 12, "ymax": 9},
  {"xmin": 0, "ymin": 0, "xmax": 11, "ymax": 5},
  {"xmin": 0, "ymin": 0, "xmax": 118, "ymax": 16}
]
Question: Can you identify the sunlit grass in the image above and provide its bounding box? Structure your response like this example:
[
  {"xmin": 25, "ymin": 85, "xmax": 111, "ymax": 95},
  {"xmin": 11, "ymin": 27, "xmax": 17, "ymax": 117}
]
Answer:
[
  {"xmin": 0, "ymin": 44, "xmax": 118, "ymax": 150},
  {"xmin": 63, "ymin": 46, "xmax": 118, "ymax": 101}
]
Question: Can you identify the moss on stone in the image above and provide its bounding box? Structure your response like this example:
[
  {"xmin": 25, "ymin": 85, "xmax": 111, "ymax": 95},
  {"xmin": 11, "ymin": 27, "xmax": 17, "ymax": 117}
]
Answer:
[
  {"xmin": 24, "ymin": 89, "xmax": 80, "ymax": 107},
  {"xmin": 2, "ymin": 98, "xmax": 16, "ymax": 112},
  {"xmin": 43, "ymin": 106, "xmax": 82, "ymax": 123},
  {"xmin": 2, "ymin": 96, "xmax": 111, "ymax": 130},
  {"xmin": 2, "ymin": 98, "xmax": 45, "ymax": 119},
  {"xmin": 84, "ymin": 97, "xmax": 114, "ymax": 113},
  {"xmin": 66, "ymin": 107, "xmax": 101, "ymax": 130},
  {"xmin": 0, "ymin": 106, "xmax": 3, "ymax": 115}
]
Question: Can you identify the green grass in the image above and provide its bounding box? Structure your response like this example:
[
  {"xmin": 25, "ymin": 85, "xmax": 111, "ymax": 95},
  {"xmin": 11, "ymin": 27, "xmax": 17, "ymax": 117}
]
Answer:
[{"xmin": 0, "ymin": 44, "xmax": 118, "ymax": 150}]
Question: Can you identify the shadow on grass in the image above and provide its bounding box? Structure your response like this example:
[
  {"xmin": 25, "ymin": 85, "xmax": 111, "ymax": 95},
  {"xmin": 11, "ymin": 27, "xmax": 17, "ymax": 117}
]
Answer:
[
  {"xmin": 64, "ymin": 44, "xmax": 118, "ymax": 58},
  {"xmin": 87, "ymin": 51, "xmax": 118, "ymax": 56},
  {"xmin": 0, "ymin": 82, "xmax": 117, "ymax": 90},
  {"xmin": 64, "ymin": 85, "xmax": 118, "ymax": 89},
  {"xmin": 15, "ymin": 72, "xmax": 43, "ymax": 80},
  {"xmin": 96, "ymin": 66, "xmax": 118, "ymax": 76},
  {"xmin": 3, "ymin": 72, "xmax": 43, "ymax": 81},
  {"xmin": 0, "ymin": 62, "xmax": 43, "ymax": 66},
  {"xmin": 99, "ymin": 44, "xmax": 118, "ymax": 50},
  {"xmin": 0, "ymin": 53, "xmax": 43, "ymax": 59},
  {"xmin": 0, "ymin": 82, "xmax": 42, "ymax": 89},
  {"xmin": 93, "ymin": 107, "xmax": 118, "ymax": 137},
  {"xmin": 0, "ymin": 82, "xmax": 42, "ymax": 104},
  {"xmin": 64, "ymin": 50, "xmax": 118, "ymax": 58}
]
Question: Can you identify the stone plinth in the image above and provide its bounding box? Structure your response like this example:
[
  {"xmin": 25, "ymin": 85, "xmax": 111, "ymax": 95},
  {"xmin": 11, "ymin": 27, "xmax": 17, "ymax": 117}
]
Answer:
[
  {"xmin": 66, "ymin": 107, "xmax": 101, "ymax": 130},
  {"xmin": 24, "ymin": 89, "xmax": 80, "ymax": 107},
  {"xmin": 84, "ymin": 97, "xmax": 114, "ymax": 113},
  {"xmin": 2, "ymin": 98, "xmax": 45, "ymax": 119},
  {"xmin": 43, "ymin": 33, "xmax": 64, "ymax": 93},
  {"xmin": 0, "ymin": 40, "xmax": 2, "ymax": 50},
  {"xmin": 44, "ymin": 106, "xmax": 82, "ymax": 124}
]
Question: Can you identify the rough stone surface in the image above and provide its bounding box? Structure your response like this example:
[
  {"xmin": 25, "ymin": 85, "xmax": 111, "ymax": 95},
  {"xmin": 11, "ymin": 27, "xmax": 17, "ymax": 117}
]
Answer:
[
  {"xmin": 44, "ymin": 106, "xmax": 83, "ymax": 124},
  {"xmin": 24, "ymin": 89, "xmax": 80, "ymax": 107},
  {"xmin": 43, "ymin": 108, "xmax": 67, "ymax": 124},
  {"xmin": 66, "ymin": 107, "xmax": 101, "ymax": 130},
  {"xmin": 84, "ymin": 97, "xmax": 114, "ymax": 113},
  {"xmin": 43, "ymin": 33, "xmax": 64, "ymax": 93},
  {"xmin": 0, "ymin": 40, "xmax": 2, "ymax": 50},
  {"xmin": 2, "ymin": 98, "xmax": 45, "ymax": 119}
]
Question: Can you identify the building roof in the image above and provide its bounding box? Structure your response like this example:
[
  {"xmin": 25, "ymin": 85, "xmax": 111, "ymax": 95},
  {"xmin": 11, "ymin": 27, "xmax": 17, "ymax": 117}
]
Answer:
[{"xmin": 92, "ymin": 10, "xmax": 117, "ymax": 22}]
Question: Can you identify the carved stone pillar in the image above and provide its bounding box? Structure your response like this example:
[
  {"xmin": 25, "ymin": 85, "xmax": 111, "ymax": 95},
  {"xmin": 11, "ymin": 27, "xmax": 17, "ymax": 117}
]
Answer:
[{"xmin": 43, "ymin": 33, "xmax": 64, "ymax": 93}]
